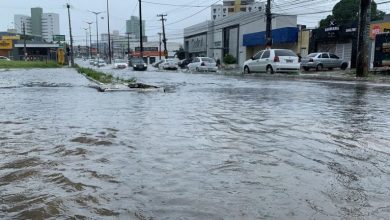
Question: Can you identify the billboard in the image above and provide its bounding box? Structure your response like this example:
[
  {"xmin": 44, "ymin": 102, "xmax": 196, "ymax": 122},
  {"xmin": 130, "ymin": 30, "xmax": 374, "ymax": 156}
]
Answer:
[
  {"xmin": 370, "ymin": 22, "xmax": 390, "ymax": 39},
  {"xmin": 0, "ymin": 40, "xmax": 13, "ymax": 50}
]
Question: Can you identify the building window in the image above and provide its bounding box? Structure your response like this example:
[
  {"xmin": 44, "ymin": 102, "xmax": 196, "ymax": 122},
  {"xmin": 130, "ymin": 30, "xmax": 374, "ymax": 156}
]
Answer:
[
  {"xmin": 248, "ymin": 7, "xmax": 252, "ymax": 12},
  {"xmin": 223, "ymin": 8, "xmax": 227, "ymax": 13},
  {"xmin": 228, "ymin": 8, "xmax": 234, "ymax": 12},
  {"xmin": 213, "ymin": 9, "xmax": 216, "ymax": 13},
  {"xmin": 241, "ymin": 7, "xmax": 246, "ymax": 12},
  {"xmin": 213, "ymin": 15, "xmax": 216, "ymax": 20}
]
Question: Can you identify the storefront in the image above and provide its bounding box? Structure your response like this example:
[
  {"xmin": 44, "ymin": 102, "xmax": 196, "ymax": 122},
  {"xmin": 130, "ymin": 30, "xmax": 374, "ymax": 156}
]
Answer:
[
  {"xmin": 184, "ymin": 11, "xmax": 298, "ymax": 66},
  {"xmin": 309, "ymin": 25, "xmax": 357, "ymax": 68}
]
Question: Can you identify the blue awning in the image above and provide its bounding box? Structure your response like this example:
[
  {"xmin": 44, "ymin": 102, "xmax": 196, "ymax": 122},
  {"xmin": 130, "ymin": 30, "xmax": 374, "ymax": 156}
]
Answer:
[{"xmin": 243, "ymin": 27, "xmax": 299, "ymax": 47}]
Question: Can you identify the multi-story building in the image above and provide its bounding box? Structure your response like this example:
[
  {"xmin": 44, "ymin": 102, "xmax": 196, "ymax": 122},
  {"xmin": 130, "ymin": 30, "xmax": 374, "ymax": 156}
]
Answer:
[
  {"xmin": 211, "ymin": 0, "xmax": 265, "ymax": 20},
  {"xmin": 13, "ymin": 7, "xmax": 60, "ymax": 42},
  {"xmin": 14, "ymin": 15, "xmax": 32, "ymax": 35},
  {"xmin": 126, "ymin": 16, "xmax": 145, "ymax": 40},
  {"xmin": 42, "ymin": 13, "xmax": 60, "ymax": 42}
]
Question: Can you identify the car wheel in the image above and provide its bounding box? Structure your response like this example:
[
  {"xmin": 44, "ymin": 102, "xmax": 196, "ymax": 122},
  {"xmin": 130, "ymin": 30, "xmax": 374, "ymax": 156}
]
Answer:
[
  {"xmin": 244, "ymin": 66, "xmax": 250, "ymax": 74},
  {"xmin": 316, "ymin": 64, "xmax": 323, "ymax": 71},
  {"xmin": 340, "ymin": 63, "xmax": 348, "ymax": 70},
  {"xmin": 266, "ymin": 65, "xmax": 274, "ymax": 74},
  {"xmin": 303, "ymin": 67, "xmax": 310, "ymax": 71}
]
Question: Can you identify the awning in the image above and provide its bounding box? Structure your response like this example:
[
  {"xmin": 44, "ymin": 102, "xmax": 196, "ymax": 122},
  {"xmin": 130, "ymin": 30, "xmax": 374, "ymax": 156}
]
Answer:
[{"xmin": 243, "ymin": 27, "xmax": 299, "ymax": 47}]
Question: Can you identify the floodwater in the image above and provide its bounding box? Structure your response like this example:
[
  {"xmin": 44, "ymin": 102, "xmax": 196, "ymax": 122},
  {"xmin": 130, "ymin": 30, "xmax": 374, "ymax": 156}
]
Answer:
[{"xmin": 0, "ymin": 67, "xmax": 390, "ymax": 219}]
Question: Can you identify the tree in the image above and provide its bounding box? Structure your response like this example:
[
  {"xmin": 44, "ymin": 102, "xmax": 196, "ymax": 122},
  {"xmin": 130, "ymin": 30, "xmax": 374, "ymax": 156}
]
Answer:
[
  {"xmin": 319, "ymin": 0, "xmax": 385, "ymax": 27},
  {"xmin": 174, "ymin": 46, "xmax": 186, "ymax": 60}
]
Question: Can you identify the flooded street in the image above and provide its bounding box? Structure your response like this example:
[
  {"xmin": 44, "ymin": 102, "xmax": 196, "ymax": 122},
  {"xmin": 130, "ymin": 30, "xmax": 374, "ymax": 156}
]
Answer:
[{"xmin": 1, "ymin": 67, "xmax": 390, "ymax": 219}]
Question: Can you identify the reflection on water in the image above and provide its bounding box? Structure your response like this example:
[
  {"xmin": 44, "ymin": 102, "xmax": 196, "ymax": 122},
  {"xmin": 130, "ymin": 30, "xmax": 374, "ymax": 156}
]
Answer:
[{"xmin": 0, "ymin": 68, "xmax": 390, "ymax": 219}]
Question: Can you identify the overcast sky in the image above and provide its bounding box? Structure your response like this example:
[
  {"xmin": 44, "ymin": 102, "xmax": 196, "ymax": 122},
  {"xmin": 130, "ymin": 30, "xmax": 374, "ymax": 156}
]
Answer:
[{"xmin": 1, "ymin": 0, "xmax": 390, "ymax": 45}]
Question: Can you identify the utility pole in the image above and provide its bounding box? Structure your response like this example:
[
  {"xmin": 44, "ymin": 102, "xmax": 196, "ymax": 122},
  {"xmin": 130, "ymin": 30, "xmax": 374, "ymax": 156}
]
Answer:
[
  {"xmin": 138, "ymin": 0, "xmax": 144, "ymax": 58},
  {"xmin": 158, "ymin": 14, "xmax": 168, "ymax": 59},
  {"xmin": 85, "ymin": 22, "xmax": 93, "ymax": 59},
  {"xmin": 356, "ymin": 0, "xmax": 371, "ymax": 77},
  {"xmin": 23, "ymin": 22, "xmax": 27, "ymax": 61},
  {"xmin": 158, "ymin": 32, "xmax": 162, "ymax": 60},
  {"xmin": 106, "ymin": 0, "xmax": 112, "ymax": 64},
  {"xmin": 67, "ymin": 3, "xmax": 74, "ymax": 67},
  {"xmin": 265, "ymin": 0, "xmax": 272, "ymax": 48}
]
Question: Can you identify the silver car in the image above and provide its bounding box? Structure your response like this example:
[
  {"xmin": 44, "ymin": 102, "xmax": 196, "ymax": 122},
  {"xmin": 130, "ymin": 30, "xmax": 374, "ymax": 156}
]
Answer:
[{"xmin": 301, "ymin": 53, "xmax": 348, "ymax": 71}]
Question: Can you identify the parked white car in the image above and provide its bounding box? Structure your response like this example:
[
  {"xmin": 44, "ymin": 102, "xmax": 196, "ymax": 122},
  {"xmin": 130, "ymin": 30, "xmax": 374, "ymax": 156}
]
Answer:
[
  {"xmin": 96, "ymin": 60, "xmax": 106, "ymax": 67},
  {"xmin": 243, "ymin": 49, "xmax": 300, "ymax": 74},
  {"xmin": 113, "ymin": 59, "xmax": 128, "ymax": 69},
  {"xmin": 0, "ymin": 56, "xmax": 11, "ymax": 61},
  {"xmin": 159, "ymin": 59, "xmax": 179, "ymax": 70},
  {"xmin": 187, "ymin": 57, "xmax": 218, "ymax": 72}
]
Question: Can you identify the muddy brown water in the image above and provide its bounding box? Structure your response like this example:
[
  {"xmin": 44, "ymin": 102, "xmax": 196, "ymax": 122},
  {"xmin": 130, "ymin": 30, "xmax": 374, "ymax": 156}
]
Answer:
[{"xmin": 0, "ymin": 67, "xmax": 390, "ymax": 219}]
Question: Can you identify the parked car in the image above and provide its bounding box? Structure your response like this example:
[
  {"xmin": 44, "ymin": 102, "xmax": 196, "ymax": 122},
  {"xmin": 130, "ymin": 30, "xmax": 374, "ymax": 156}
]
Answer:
[
  {"xmin": 243, "ymin": 49, "xmax": 300, "ymax": 74},
  {"xmin": 113, "ymin": 59, "xmax": 128, "ymax": 69},
  {"xmin": 130, "ymin": 58, "xmax": 147, "ymax": 71},
  {"xmin": 96, "ymin": 60, "xmax": 106, "ymax": 67},
  {"xmin": 89, "ymin": 58, "xmax": 96, "ymax": 65},
  {"xmin": 178, "ymin": 58, "xmax": 193, "ymax": 69},
  {"xmin": 0, "ymin": 56, "xmax": 11, "ymax": 61},
  {"xmin": 301, "ymin": 52, "xmax": 348, "ymax": 71},
  {"xmin": 187, "ymin": 57, "xmax": 218, "ymax": 72},
  {"xmin": 152, "ymin": 60, "xmax": 164, "ymax": 68},
  {"xmin": 159, "ymin": 59, "xmax": 179, "ymax": 70}
]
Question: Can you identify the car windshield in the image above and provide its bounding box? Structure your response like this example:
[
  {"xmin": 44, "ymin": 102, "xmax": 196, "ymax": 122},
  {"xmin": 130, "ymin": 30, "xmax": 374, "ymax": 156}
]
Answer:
[
  {"xmin": 308, "ymin": 53, "xmax": 319, "ymax": 58},
  {"xmin": 115, "ymin": 59, "xmax": 125, "ymax": 63},
  {"xmin": 201, "ymin": 58, "xmax": 215, "ymax": 63},
  {"xmin": 275, "ymin": 50, "xmax": 297, "ymax": 57},
  {"xmin": 132, "ymin": 59, "xmax": 144, "ymax": 64}
]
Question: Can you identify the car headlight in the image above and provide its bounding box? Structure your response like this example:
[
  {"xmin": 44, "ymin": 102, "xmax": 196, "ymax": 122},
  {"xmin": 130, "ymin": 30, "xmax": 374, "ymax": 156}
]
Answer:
[
  {"xmin": 133, "ymin": 65, "xmax": 137, "ymax": 67},
  {"xmin": 144, "ymin": 64, "xmax": 147, "ymax": 67}
]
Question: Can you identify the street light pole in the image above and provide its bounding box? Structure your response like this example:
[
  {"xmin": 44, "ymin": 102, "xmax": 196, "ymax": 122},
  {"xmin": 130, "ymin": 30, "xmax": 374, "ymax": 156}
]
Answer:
[
  {"xmin": 85, "ymin": 22, "xmax": 93, "ymax": 59},
  {"xmin": 90, "ymin": 11, "xmax": 103, "ymax": 66},
  {"xmin": 126, "ymin": 32, "xmax": 131, "ymax": 57},
  {"xmin": 83, "ymin": 28, "xmax": 88, "ymax": 57},
  {"xmin": 106, "ymin": 0, "xmax": 112, "ymax": 64}
]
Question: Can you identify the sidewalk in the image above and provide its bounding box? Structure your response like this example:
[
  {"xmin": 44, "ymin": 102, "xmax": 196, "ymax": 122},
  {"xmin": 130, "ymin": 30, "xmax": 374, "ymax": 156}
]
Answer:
[{"xmin": 214, "ymin": 67, "xmax": 390, "ymax": 84}]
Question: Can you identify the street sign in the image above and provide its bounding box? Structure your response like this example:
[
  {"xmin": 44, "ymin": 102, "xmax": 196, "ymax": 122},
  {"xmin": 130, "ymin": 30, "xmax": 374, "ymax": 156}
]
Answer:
[{"xmin": 53, "ymin": 35, "xmax": 66, "ymax": 42}]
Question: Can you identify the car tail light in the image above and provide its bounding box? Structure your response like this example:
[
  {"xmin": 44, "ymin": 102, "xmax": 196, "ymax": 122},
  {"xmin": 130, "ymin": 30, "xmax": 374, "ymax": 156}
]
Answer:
[
  {"xmin": 274, "ymin": 56, "xmax": 280, "ymax": 62},
  {"xmin": 201, "ymin": 62, "xmax": 205, "ymax": 66},
  {"xmin": 309, "ymin": 58, "xmax": 314, "ymax": 62}
]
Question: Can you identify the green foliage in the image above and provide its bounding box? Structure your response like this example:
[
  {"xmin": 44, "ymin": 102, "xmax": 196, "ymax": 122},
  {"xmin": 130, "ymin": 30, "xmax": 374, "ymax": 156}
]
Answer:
[
  {"xmin": 76, "ymin": 66, "xmax": 137, "ymax": 84},
  {"xmin": 0, "ymin": 60, "xmax": 60, "ymax": 68},
  {"xmin": 223, "ymin": 54, "xmax": 237, "ymax": 64},
  {"xmin": 319, "ymin": 0, "xmax": 385, "ymax": 27},
  {"xmin": 175, "ymin": 46, "xmax": 186, "ymax": 60},
  {"xmin": 76, "ymin": 67, "xmax": 113, "ymax": 83}
]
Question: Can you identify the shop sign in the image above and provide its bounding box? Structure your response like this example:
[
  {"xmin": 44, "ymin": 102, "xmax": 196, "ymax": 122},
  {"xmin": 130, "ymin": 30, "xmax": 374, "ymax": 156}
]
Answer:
[
  {"xmin": 1, "ymin": 35, "xmax": 20, "ymax": 40},
  {"xmin": 345, "ymin": 28, "xmax": 357, "ymax": 33},
  {"xmin": 0, "ymin": 40, "xmax": 13, "ymax": 49},
  {"xmin": 188, "ymin": 35, "xmax": 206, "ymax": 53},
  {"xmin": 53, "ymin": 35, "xmax": 65, "ymax": 42},
  {"xmin": 325, "ymin": 26, "xmax": 339, "ymax": 32}
]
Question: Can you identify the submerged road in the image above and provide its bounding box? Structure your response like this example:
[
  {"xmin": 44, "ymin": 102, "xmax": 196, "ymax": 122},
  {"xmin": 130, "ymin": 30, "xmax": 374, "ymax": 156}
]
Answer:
[{"xmin": 0, "ymin": 66, "xmax": 390, "ymax": 219}]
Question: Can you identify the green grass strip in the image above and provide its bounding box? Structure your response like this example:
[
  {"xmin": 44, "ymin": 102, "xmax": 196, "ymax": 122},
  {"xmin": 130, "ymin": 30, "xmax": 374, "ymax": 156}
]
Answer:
[{"xmin": 0, "ymin": 60, "xmax": 61, "ymax": 68}]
